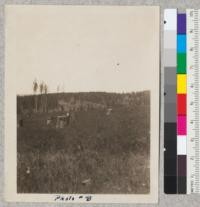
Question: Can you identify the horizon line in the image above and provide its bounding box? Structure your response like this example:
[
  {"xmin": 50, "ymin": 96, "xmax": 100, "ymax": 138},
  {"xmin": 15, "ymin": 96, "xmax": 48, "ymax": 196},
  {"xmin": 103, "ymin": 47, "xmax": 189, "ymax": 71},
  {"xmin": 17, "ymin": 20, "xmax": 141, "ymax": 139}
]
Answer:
[{"xmin": 17, "ymin": 90, "xmax": 150, "ymax": 96}]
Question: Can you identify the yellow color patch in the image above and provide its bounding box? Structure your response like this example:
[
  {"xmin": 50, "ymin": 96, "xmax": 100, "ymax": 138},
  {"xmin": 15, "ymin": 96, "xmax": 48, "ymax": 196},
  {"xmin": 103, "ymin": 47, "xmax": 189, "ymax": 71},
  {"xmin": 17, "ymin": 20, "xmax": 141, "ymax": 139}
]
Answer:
[{"xmin": 177, "ymin": 74, "xmax": 187, "ymax": 94}]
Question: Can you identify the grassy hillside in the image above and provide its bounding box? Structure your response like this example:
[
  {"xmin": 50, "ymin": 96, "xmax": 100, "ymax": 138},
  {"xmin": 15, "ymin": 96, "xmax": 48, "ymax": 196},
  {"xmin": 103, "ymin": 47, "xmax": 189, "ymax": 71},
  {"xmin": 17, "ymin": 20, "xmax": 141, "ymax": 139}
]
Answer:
[{"xmin": 17, "ymin": 91, "xmax": 150, "ymax": 194}]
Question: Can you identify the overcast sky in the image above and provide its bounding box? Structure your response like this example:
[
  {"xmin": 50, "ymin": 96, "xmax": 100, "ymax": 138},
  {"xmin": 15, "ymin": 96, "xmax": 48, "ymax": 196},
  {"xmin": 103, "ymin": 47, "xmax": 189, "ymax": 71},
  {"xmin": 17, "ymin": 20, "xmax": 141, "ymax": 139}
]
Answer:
[{"xmin": 6, "ymin": 5, "xmax": 159, "ymax": 95}]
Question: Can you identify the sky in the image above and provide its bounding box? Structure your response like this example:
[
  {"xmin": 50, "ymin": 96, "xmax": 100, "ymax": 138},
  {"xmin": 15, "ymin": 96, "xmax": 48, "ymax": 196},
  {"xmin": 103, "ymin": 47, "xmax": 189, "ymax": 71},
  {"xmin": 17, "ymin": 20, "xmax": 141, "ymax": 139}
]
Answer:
[{"xmin": 6, "ymin": 5, "xmax": 159, "ymax": 95}]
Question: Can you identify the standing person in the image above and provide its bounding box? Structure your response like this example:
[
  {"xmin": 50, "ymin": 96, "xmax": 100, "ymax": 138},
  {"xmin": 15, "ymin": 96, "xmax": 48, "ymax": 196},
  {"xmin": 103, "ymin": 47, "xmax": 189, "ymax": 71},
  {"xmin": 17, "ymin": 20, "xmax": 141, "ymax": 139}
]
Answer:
[{"xmin": 66, "ymin": 112, "xmax": 70, "ymax": 126}]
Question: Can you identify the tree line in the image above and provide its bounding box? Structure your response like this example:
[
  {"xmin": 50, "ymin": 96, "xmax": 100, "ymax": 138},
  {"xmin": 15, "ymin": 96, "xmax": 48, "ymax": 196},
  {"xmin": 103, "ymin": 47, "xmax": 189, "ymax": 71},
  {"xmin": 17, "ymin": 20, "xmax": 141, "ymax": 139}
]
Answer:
[{"xmin": 33, "ymin": 79, "xmax": 48, "ymax": 112}]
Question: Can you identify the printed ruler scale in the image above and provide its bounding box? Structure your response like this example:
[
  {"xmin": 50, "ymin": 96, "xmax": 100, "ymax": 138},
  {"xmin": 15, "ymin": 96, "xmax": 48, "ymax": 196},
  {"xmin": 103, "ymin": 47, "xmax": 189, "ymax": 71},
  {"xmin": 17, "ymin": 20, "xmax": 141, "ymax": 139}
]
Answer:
[{"xmin": 187, "ymin": 9, "xmax": 200, "ymax": 194}]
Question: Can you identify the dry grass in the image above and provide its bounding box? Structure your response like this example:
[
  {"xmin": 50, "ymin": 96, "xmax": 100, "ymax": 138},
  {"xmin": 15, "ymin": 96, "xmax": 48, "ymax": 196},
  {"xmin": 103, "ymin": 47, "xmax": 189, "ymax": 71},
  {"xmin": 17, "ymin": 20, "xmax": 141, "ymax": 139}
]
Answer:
[
  {"xmin": 18, "ymin": 150, "xmax": 149, "ymax": 193},
  {"xmin": 17, "ymin": 93, "xmax": 150, "ymax": 194}
]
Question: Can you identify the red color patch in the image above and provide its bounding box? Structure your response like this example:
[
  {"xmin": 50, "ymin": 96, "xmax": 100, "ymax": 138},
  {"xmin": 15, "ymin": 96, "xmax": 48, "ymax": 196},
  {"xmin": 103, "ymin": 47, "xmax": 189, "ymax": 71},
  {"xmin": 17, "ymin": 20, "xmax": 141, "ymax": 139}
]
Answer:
[{"xmin": 177, "ymin": 94, "xmax": 186, "ymax": 115}]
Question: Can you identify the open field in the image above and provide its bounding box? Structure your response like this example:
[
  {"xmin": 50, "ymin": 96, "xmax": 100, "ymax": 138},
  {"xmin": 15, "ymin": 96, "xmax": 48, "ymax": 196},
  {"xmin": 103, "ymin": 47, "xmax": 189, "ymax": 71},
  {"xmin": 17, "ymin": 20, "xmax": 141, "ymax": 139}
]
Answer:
[{"xmin": 17, "ymin": 91, "xmax": 150, "ymax": 194}]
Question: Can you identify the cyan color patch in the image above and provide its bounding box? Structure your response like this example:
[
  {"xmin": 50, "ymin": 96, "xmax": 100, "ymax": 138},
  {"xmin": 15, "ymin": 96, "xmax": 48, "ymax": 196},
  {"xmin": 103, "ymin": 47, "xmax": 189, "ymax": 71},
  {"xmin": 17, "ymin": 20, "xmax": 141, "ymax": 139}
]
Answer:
[{"xmin": 177, "ymin": 35, "xmax": 186, "ymax": 53}]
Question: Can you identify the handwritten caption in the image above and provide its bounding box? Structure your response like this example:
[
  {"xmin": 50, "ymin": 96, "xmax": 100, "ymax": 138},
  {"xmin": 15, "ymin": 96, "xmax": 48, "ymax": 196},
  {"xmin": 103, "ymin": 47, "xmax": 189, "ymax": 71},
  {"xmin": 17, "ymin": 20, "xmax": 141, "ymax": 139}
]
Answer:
[{"xmin": 54, "ymin": 195, "xmax": 92, "ymax": 202}]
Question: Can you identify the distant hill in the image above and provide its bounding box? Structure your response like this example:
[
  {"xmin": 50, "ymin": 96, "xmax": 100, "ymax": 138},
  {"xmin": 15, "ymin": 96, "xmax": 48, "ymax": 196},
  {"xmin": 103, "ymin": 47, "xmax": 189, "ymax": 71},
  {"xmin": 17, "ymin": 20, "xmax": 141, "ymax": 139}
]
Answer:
[{"xmin": 17, "ymin": 91, "xmax": 150, "ymax": 114}]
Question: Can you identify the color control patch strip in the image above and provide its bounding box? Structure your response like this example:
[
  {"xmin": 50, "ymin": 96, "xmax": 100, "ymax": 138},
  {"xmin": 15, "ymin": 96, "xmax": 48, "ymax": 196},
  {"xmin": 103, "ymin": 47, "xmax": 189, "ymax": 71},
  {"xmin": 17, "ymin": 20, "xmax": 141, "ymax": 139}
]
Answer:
[
  {"xmin": 165, "ymin": 9, "xmax": 200, "ymax": 194},
  {"xmin": 164, "ymin": 9, "xmax": 177, "ymax": 194},
  {"xmin": 177, "ymin": 13, "xmax": 187, "ymax": 194},
  {"xmin": 164, "ymin": 10, "xmax": 187, "ymax": 194}
]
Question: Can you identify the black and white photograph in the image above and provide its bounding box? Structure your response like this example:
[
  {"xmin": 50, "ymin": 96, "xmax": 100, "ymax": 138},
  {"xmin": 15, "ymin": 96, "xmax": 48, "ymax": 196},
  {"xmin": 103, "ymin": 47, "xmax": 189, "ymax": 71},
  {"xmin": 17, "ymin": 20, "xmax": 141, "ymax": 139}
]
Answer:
[
  {"xmin": 17, "ymin": 85, "xmax": 150, "ymax": 194},
  {"xmin": 5, "ymin": 5, "xmax": 159, "ymax": 203}
]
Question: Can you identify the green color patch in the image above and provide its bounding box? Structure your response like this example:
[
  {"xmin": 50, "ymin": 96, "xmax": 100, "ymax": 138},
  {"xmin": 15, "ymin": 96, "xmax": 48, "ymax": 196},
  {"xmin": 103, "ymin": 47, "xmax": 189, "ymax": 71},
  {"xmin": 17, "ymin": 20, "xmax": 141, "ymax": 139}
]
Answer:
[{"xmin": 177, "ymin": 53, "xmax": 186, "ymax": 74}]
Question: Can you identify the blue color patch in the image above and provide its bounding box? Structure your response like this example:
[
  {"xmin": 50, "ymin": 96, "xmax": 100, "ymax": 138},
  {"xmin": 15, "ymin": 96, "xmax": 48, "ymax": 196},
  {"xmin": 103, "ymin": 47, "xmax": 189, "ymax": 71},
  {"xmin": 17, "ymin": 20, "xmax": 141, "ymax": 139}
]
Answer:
[{"xmin": 177, "ymin": 35, "xmax": 186, "ymax": 53}]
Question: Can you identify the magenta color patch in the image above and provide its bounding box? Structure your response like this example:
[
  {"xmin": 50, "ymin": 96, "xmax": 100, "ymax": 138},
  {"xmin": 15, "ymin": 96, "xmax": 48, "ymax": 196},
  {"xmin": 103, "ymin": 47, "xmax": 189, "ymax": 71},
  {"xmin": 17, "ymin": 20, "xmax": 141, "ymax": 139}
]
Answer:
[{"xmin": 177, "ymin": 115, "xmax": 186, "ymax": 135}]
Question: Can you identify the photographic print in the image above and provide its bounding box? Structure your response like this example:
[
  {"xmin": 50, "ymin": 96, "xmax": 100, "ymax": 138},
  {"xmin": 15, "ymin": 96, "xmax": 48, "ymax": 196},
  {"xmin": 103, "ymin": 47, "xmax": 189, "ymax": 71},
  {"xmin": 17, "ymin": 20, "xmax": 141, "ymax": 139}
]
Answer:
[{"xmin": 5, "ymin": 5, "xmax": 159, "ymax": 203}]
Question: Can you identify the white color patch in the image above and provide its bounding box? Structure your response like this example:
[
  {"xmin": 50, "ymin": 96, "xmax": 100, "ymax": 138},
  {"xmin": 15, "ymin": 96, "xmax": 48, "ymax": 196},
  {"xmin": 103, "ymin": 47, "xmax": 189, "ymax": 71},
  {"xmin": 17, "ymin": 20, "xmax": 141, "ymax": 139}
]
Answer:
[
  {"xmin": 164, "ymin": 9, "xmax": 177, "ymax": 31},
  {"xmin": 177, "ymin": 135, "xmax": 187, "ymax": 155}
]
